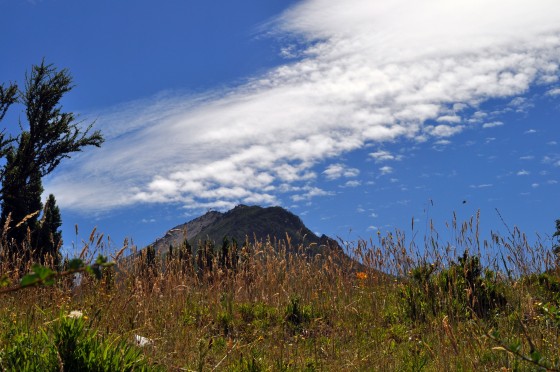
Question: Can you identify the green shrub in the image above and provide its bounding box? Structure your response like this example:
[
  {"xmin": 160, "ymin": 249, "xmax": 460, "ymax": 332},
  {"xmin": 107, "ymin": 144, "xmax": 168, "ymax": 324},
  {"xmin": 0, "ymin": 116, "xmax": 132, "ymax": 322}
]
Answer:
[
  {"xmin": 0, "ymin": 314, "xmax": 152, "ymax": 371},
  {"xmin": 401, "ymin": 252, "xmax": 507, "ymax": 322},
  {"xmin": 285, "ymin": 297, "xmax": 313, "ymax": 329},
  {"xmin": 0, "ymin": 326, "xmax": 56, "ymax": 371},
  {"xmin": 523, "ymin": 272, "xmax": 560, "ymax": 305}
]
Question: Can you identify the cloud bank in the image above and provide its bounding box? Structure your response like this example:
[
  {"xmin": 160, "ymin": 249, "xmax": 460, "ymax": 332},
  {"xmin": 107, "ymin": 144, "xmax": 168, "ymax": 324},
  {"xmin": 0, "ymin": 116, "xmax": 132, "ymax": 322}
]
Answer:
[{"xmin": 46, "ymin": 0, "xmax": 560, "ymax": 212}]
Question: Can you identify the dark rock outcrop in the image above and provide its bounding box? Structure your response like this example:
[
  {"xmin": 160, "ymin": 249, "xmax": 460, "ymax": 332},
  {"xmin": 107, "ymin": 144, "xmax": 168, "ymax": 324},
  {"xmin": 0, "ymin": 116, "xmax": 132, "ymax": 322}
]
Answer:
[{"xmin": 148, "ymin": 204, "xmax": 343, "ymax": 257}]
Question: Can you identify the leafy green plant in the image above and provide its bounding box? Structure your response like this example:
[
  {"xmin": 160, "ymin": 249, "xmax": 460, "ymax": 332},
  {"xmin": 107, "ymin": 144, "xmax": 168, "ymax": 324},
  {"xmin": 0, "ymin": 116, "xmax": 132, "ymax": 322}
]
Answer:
[
  {"xmin": 0, "ymin": 313, "xmax": 152, "ymax": 371},
  {"xmin": 439, "ymin": 252, "xmax": 507, "ymax": 319},
  {"xmin": 285, "ymin": 297, "xmax": 312, "ymax": 329},
  {"xmin": 488, "ymin": 329, "xmax": 558, "ymax": 372},
  {"xmin": 401, "ymin": 263, "xmax": 438, "ymax": 322},
  {"xmin": 217, "ymin": 310, "xmax": 234, "ymax": 337},
  {"xmin": 524, "ymin": 272, "xmax": 560, "ymax": 305},
  {"xmin": 401, "ymin": 252, "xmax": 507, "ymax": 322},
  {"xmin": 0, "ymin": 255, "xmax": 113, "ymax": 294},
  {"xmin": 0, "ymin": 324, "xmax": 56, "ymax": 371},
  {"xmin": 2, "ymin": 214, "xmax": 560, "ymax": 370}
]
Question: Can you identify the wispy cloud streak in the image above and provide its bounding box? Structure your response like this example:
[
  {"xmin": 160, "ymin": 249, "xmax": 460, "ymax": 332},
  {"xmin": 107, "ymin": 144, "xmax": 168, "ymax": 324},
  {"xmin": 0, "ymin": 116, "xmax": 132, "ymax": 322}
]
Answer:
[{"xmin": 45, "ymin": 0, "xmax": 560, "ymax": 212}]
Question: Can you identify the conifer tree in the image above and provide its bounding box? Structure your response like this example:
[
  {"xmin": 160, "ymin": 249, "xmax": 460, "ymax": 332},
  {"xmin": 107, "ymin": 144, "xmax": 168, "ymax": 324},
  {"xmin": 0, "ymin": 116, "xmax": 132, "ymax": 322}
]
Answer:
[
  {"xmin": 553, "ymin": 219, "xmax": 560, "ymax": 258},
  {"xmin": 36, "ymin": 194, "xmax": 63, "ymax": 266},
  {"xmin": 1, "ymin": 143, "xmax": 44, "ymax": 247},
  {"xmin": 0, "ymin": 61, "xmax": 103, "ymax": 262}
]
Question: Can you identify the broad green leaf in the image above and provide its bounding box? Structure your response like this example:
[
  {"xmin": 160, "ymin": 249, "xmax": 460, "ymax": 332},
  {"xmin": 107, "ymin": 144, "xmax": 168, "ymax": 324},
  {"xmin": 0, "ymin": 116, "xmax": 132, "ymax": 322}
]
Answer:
[
  {"xmin": 20, "ymin": 274, "xmax": 40, "ymax": 287},
  {"xmin": 31, "ymin": 264, "xmax": 54, "ymax": 280}
]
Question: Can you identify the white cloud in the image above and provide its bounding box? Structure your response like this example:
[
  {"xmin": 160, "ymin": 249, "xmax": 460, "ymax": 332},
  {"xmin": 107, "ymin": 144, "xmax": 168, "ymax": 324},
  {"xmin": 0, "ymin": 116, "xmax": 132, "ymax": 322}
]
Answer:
[
  {"xmin": 540, "ymin": 75, "xmax": 559, "ymax": 84},
  {"xmin": 45, "ymin": 0, "xmax": 560, "ymax": 213},
  {"xmin": 342, "ymin": 180, "xmax": 361, "ymax": 188},
  {"xmin": 425, "ymin": 125, "xmax": 464, "ymax": 137},
  {"xmin": 543, "ymin": 155, "xmax": 560, "ymax": 166},
  {"xmin": 379, "ymin": 166, "xmax": 393, "ymax": 175},
  {"xmin": 508, "ymin": 97, "xmax": 534, "ymax": 113},
  {"xmin": 279, "ymin": 45, "xmax": 301, "ymax": 59},
  {"xmin": 517, "ymin": 170, "xmax": 530, "ymax": 176},
  {"xmin": 323, "ymin": 163, "xmax": 360, "ymax": 180},
  {"xmin": 482, "ymin": 121, "xmax": 504, "ymax": 129},
  {"xmin": 369, "ymin": 150, "xmax": 402, "ymax": 162},
  {"xmin": 547, "ymin": 87, "xmax": 560, "ymax": 96},
  {"xmin": 291, "ymin": 186, "xmax": 333, "ymax": 201},
  {"xmin": 436, "ymin": 115, "xmax": 461, "ymax": 123},
  {"xmin": 470, "ymin": 184, "xmax": 493, "ymax": 188},
  {"xmin": 468, "ymin": 111, "xmax": 488, "ymax": 123}
]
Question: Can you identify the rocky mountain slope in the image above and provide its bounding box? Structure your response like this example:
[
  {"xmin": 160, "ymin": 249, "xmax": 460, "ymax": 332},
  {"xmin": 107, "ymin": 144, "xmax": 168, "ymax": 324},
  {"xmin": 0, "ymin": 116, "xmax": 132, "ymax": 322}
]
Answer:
[{"xmin": 148, "ymin": 204, "xmax": 343, "ymax": 257}]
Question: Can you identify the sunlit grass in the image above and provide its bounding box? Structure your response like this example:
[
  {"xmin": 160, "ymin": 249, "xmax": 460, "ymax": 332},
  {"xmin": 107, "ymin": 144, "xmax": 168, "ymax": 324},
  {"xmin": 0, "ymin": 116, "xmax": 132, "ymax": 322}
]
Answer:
[{"xmin": 1, "ymin": 212, "xmax": 559, "ymax": 370}]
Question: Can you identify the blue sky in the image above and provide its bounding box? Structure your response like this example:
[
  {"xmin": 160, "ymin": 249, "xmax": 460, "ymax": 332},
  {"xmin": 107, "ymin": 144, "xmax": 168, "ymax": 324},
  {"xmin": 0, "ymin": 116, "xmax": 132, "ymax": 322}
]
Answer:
[{"xmin": 1, "ymin": 0, "xmax": 559, "ymax": 255}]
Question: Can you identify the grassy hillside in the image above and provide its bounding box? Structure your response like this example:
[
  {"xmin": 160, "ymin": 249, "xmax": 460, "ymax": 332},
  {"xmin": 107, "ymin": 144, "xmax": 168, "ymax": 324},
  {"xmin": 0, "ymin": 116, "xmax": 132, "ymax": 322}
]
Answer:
[{"xmin": 1, "ymin": 214, "xmax": 560, "ymax": 370}]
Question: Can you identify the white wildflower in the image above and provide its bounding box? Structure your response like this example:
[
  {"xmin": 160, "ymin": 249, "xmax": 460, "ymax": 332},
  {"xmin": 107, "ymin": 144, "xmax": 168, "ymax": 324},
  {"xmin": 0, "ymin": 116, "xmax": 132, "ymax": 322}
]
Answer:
[
  {"xmin": 67, "ymin": 310, "xmax": 83, "ymax": 319},
  {"xmin": 134, "ymin": 334, "xmax": 154, "ymax": 347}
]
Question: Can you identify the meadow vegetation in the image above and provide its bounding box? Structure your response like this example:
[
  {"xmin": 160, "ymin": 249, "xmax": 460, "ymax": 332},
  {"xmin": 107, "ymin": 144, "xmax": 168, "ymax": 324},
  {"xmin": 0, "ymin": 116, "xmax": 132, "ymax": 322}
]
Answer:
[
  {"xmin": 1, "ymin": 213, "xmax": 560, "ymax": 371},
  {"xmin": 3, "ymin": 62, "xmax": 559, "ymax": 370}
]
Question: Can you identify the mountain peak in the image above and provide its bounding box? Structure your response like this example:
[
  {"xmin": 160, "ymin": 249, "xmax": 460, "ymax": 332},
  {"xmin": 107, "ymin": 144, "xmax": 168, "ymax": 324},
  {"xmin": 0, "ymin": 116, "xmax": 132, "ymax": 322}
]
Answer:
[{"xmin": 148, "ymin": 205, "xmax": 342, "ymax": 256}]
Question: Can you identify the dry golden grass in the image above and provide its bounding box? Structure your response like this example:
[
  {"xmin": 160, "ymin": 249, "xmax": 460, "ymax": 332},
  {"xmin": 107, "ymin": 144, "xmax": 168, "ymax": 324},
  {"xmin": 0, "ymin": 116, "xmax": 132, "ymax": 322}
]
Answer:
[{"xmin": 1, "ymin": 213, "xmax": 559, "ymax": 370}]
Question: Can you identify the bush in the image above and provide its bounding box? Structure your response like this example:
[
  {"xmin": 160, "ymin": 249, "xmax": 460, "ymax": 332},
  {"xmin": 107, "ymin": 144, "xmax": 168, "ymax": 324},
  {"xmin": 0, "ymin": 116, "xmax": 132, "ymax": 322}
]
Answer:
[
  {"xmin": 285, "ymin": 296, "xmax": 313, "ymax": 330},
  {"xmin": 401, "ymin": 251, "xmax": 507, "ymax": 322},
  {"xmin": 0, "ymin": 314, "xmax": 152, "ymax": 371}
]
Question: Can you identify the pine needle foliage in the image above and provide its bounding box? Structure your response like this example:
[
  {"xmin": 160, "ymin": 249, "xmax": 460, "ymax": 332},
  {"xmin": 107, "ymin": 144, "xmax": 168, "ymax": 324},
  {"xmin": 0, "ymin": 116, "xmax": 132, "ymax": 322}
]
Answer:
[{"xmin": 0, "ymin": 61, "xmax": 103, "ymax": 263}]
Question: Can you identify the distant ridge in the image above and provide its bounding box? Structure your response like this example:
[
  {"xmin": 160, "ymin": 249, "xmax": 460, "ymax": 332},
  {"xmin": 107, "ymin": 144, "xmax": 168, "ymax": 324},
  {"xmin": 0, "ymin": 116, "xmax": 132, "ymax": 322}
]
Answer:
[{"xmin": 148, "ymin": 205, "xmax": 343, "ymax": 257}]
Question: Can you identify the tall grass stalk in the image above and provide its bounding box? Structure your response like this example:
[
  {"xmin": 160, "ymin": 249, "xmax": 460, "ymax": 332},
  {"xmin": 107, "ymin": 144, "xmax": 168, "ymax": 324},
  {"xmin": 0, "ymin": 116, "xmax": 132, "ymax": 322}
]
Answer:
[{"xmin": 0, "ymin": 211, "xmax": 558, "ymax": 370}]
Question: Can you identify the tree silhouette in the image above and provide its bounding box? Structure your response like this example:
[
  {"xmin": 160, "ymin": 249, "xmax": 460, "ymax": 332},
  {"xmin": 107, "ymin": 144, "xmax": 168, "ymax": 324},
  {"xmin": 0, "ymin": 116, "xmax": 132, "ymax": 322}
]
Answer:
[
  {"xmin": 35, "ymin": 194, "xmax": 63, "ymax": 267},
  {"xmin": 0, "ymin": 61, "xmax": 103, "ymax": 262},
  {"xmin": 553, "ymin": 219, "xmax": 560, "ymax": 259}
]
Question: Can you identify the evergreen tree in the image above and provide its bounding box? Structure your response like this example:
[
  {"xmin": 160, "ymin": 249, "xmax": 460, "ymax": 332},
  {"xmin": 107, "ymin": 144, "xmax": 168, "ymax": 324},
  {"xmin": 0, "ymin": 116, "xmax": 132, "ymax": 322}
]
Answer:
[
  {"xmin": 1, "ymin": 148, "xmax": 43, "ymax": 248},
  {"xmin": 0, "ymin": 61, "xmax": 103, "ymax": 262},
  {"xmin": 553, "ymin": 219, "xmax": 560, "ymax": 259},
  {"xmin": 0, "ymin": 83, "xmax": 17, "ymax": 157},
  {"xmin": 0, "ymin": 83, "xmax": 17, "ymax": 121},
  {"xmin": 36, "ymin": 194, "xmax": 63, "ymax": 266}
]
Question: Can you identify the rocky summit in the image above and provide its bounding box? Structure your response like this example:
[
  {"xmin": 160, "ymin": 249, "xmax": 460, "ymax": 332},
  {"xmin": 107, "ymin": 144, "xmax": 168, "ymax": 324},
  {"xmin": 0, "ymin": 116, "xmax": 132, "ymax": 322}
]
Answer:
[{"xmin": 147, "ymin": 204, "xmax": 343, "ymax": 257}]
